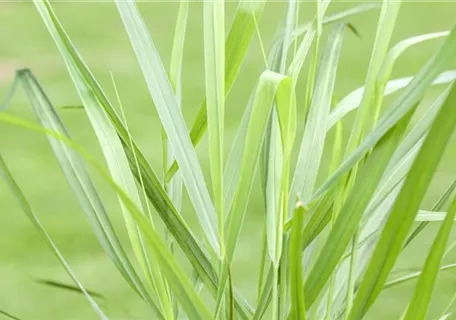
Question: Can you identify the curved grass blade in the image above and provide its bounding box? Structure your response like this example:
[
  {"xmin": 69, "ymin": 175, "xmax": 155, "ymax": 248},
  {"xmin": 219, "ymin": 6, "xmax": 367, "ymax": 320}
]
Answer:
[
  {"xmin": 111, "ymin": 75, "xmax": 173, "ymax": 319},
  {"xmin": 383, "ymin": 263, "xmax": 456, "ymax": 290},
  {"xmin": 15, "ymin": 69, "xmax": 158, "ymax": 314},
  {"xmin": 33, "ymin": 3, "xmax": 165, "ymax": 311},
  {"xmin": 348, "ymin": 80, "xmax": 456, "ymax": 320},
  {"xmin": 312, "ymin": 25, "xmax": 456, "ymax": 204},
  {"xmin": 378, "ymin": 31, "xmax": 449, "ymax": 88},
  {"xmin": 345, "ymin": 0, "xmax": 401, "ymax": 153},
  {"xmin": 115, "ymin": 0, "xmax": 220, "ymax": 256},
  {"xmin": 0, "ymin": 114, "xmax": 212, "ymax": 320},
  {"xmin": 327, "ymin": 70, "xmax": 456, "ymax": 130},
  {"xmin": 335, "ymin": 7, "xmax": 403, "ymax": 305},
  {"xmin": 370, "ymin": 31, "xmax": 448, "ymax": 130},
  {"xmin": 403, "ymin": 195, "xmax": 456, "ymax": 320},
  {"xmin": 0, "ymin": 155, "xmax": 109, "ymax": 320},
  {"xmin": 415, "ymin": 211, "xmax": 451, "ymax": 221}
]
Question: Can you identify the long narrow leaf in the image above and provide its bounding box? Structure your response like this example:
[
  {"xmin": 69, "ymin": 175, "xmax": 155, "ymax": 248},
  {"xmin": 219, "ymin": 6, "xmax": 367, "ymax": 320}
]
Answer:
[
  {"xmin": 312, "ymin": 25, "xmax": 456, "ymax": 203},
  {"xmin": 403, "ymin": 195, "xmax": 456, "ymax": 320},
  {"xmin": 303, "ymin": 106, "xmax": 413, "ymax": 308},
  {"xmin": 166, "ymin": 0, "xmax": 267, "ymax": 181},
  {"xmin": 115, "ymin": 0, "xmax": 220, "ymax": 255},
  {"xmin": 348, "ymin": 80, "xmax": 456, "ymax": 320},
  {"xmin": 290, "ymin": 23, "xmax": 346, "ymax": 205},
  {"xmin": 16, "ymin": 69, "xmax": 158, "ymax": 313},
  {"xmin": 0, "ymin": 154, "xmax": 108, "ymax": 320}
]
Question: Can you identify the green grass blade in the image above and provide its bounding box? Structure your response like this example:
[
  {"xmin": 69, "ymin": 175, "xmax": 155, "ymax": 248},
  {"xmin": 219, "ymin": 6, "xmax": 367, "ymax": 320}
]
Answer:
[
  {"xmin": 35, "ymin": 279, "xmax": 104, "ymax": 299},
  {"xmin": 0, "ymin": 154, "xmax": 109, "ymax": 320},
  {"xmin": 15, "ymin": 69, "xmax": 158, "ymax": 313},
  {"xmin": 111, "ymin": 75, "xmax": 173, "ymax": 319},
  {"xmin": 217, "ymin": 71, "xmax": 292, "ymax": 315},
  {"xmin": 378, "ymin": 31, "xmax": 449, "ymax": 89},
  {"xmin": 286, "ymin": 3, "xmax": 379, "ymax": 48},
  {"xmin": 345, "ymin": 0, "xmax": 401, "ymax": 153},
  {"xmin": 383, "ymin": 263, "xmax": 456, "ymax": 290},
  {"xmin": 415, "ymin": 210, "xmax": 452, "ymax": 221},
  {"xmin": 370, "ymin": 31, "xmax": 449, "ymax": 129},
  {"xmin": 303, "ymin": 106, "xmax": 413, "ymax": 309},
  {"xmin": 225, "ymin": 71, "xmax": 290, "ymax": 261},
  {"xmin": 290, "ymin": 205, "xmax": 307, "ymax": 320},
  {"xmin": 165, "ymin": 0, "xmax": 267, "ymax": 181},
  {"xmin": 0, "ymin": 309, "xmax": 22, "ymax": 320},
  {"xmin": 312, "ymin": 25, "xmax": 456, "ymax": 203},
  {"xmin": 202, "ymin": 1, "xmax": 228, "ymax": 316},
  {"xmin": 288, "ymin": 25, "xmax": 316, "ymax": 79},
  {"xmin": 290, "ymin": 23, "xmax": 346, "ymax": 205},
  {"xmin": 348, "ymin": 80, "xmax": 456, "ymax": 320},
  {"xmin": 203, "ymin": 0, "xmax": 225, "ymax": 249},
  {"xmin": 115, "ymin": 0, "xmax": 220, "ymax": 255},
  {"xmin": 403, "ymin": 196, "xmax": 456, "ymax": 320},
  {"xmin": 328, "ymin": 70, "xmax": 456, "ymax": 130},
  {"xmin": 317, "ymin": 0, "xmax": 331, "ymax": 36}
]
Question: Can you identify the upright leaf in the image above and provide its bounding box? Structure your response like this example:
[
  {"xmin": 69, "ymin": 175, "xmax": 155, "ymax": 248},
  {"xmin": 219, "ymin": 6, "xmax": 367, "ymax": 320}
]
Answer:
[
  {"xmin": 290, "ymin": 23, "xmax": 346, "ymax": 204},
  {"xmin": 203, "ymin": 0, "xmax": 225, "ymax": 249},
  {"xmin": 115, "ymin": 0, "xmax": 220, "ymax": 255},
  {"xmin": 166, "ymin": 0, "xmax": 267, "ymax": 180}
]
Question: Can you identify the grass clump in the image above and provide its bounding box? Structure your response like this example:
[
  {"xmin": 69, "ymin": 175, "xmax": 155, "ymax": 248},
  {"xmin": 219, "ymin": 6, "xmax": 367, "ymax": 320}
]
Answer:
[{"xmin": 1, "ymin": 1, "xmax": 456, "ymax": 319}]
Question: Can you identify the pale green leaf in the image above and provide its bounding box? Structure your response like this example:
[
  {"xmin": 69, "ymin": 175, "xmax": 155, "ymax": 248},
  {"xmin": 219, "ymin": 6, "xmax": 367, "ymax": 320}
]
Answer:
[
  {"xmin": 290, "ymin": 23, "xmax": 346, "ymax": 205},
  {"xmin": 115, "ymin": 0, "xmax": 220, "ymax": 255},
  {"xmin": 165, "ymin": 0, "xmax": 267, "ymax": 181}
]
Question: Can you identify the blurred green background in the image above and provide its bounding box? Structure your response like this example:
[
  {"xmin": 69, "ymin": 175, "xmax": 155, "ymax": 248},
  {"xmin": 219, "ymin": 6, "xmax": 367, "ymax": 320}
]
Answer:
[{"xmin": 1, "ymin": 1, "xmax": 456, "ymax": 319}]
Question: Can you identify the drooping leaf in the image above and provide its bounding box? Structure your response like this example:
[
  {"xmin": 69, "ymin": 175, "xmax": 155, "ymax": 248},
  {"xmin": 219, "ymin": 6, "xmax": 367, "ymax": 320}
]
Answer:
[{"xmin": 0, "ymin": 154, "xmax": 109, "ymax": 320}]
